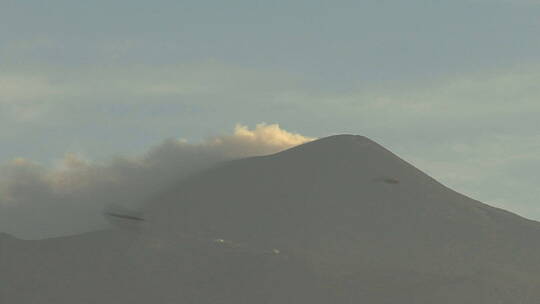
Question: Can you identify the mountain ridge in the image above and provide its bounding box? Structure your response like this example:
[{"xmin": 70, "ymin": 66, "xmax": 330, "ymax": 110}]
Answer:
[{"xmin": 3, "ymin": 134, "xmax": 540, "ymax": 303}]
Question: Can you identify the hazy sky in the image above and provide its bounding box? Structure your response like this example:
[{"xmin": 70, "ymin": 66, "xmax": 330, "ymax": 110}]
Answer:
[{"xmin": 2, "ymin": 0, "xmax": 540, "ymax": 236}]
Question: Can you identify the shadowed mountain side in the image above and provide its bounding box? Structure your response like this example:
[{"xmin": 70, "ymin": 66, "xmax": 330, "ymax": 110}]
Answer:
[
  {"xmin": 145, "ymin": 135, "xmax": 540, "ymax": 274},
  {"xmin": 1, "ymin": 230, "xmax": 332, "ymax": 304},
  {"xmin": 3, "ymin": 135, "xmax": 540, "ymax": 303}
]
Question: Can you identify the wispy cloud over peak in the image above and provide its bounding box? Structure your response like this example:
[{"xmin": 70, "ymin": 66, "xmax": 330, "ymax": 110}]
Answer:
[
  {"xmin": 0, "ymin": 124, "xmax": 313, "ymax": 239},
  {"xmin": 212, "ymin": 123, "xmax": 315, "ymax": 154}
]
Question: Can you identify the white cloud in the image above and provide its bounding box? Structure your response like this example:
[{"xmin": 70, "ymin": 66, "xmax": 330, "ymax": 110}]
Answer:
[
  {"xmin": 216, "ymin": 124, "xmax": 316, "ymax": 153},
  {"xmin": 0, "ymin": 124, "xmax": 313, "ymax": 240},
  {"xmin": 0, "ymin": 75, "xmax": 64, "ymax": 122}
]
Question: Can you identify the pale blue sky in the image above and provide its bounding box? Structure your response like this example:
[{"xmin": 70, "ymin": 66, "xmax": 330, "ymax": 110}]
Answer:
[{"xmin": 2, "ymin": 0, "xmax": 540, "ymax": 220}]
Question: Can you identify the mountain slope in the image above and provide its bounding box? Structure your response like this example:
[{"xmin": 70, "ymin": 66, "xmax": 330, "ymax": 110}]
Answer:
[
  {"xmin": 146, "ymin": 135, "xmax": 540, "ymax": 274},
  {"xmin": 3, "ymin": 135, "xmax": 540, "ymax": 303}
]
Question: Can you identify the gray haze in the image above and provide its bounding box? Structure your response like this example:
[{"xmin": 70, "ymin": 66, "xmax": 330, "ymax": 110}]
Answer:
[{"xmin": 0, "ymin": 124, "xmax": 313, "ymax": 239}]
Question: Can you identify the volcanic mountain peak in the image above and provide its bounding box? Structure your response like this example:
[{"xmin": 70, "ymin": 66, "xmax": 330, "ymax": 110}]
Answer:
[
  {"xmin": 275, "ymin": 134, "xmax": 384, "ymax": 157},
  {"xmin": 4, "ymin": 134, "xmax": 540, "ymax": 304},
  {"xmin": 236, "ymin": 134, "xmax": 441, "ymax": 193}
]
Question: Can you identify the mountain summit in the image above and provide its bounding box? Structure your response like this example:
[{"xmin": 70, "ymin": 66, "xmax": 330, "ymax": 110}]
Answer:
[{"xmin": 3, "ymin": 135, "xmax": 540, "ymax": 303}]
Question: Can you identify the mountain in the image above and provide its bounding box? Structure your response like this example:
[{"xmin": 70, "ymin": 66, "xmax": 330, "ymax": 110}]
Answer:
[{"xmin": 3, "ymin": 135, "xmax": 540, "ymax": 303}]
